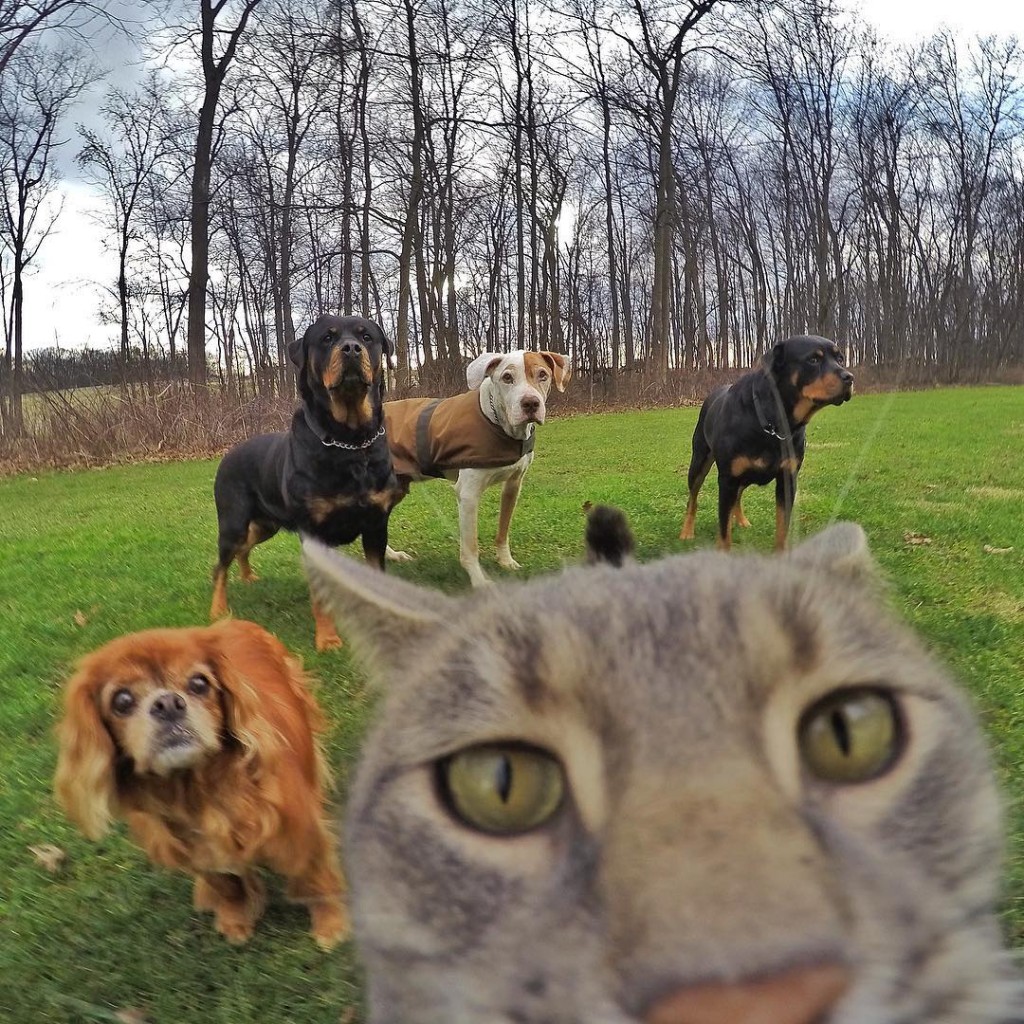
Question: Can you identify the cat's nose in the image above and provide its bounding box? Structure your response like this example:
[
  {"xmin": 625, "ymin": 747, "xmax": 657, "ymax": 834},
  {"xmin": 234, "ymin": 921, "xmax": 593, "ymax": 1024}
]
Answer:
[{"xmin": 644, "ymin": 963, "xmax": 849, "ymax": 1024}]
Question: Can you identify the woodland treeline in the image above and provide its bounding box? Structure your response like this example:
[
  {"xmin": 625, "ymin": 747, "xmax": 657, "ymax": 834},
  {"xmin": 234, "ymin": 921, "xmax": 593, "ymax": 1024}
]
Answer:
[{"xmin": 2, "ymin": 0, "xmax": 1024, "ymax": 435}]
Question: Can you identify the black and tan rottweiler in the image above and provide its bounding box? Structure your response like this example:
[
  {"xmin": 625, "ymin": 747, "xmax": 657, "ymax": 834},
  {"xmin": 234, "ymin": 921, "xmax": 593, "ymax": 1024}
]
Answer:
[
  {"xmin": 211, "ymin": 314, "xmax": 401, "ymax": 650},
  {"xmin": 680, "ymin": 335, "xmax": 854, "ymax": 551}
]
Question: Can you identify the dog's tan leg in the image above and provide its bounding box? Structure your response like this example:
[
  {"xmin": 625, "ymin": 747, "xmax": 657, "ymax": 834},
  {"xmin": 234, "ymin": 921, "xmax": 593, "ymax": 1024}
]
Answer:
[
  {"xmin": 774, "ymin": 472, "xmax": 797, "ymax": 552},
  {"xmin": 311, "ymin": 593, "xmax": 343, "ymax": 651},
  {"xmin": 455, "ymin": 471, "xmax": 490, "ymax": 587},
  {"xmin": 210, "ymin": 566, "xmax": 230, "ymax": 620},
  {"xmin": 775, "ymin": 501, "xmax": 789, "ymax": 551},
  {"xmin": 495, "ymin": 474, "xmax": 525, "ymax": 571},
  {"xmin": 680, "ymin": 455, "xmax": 713, "ymax": 541},
  {"xmin": 284, "ymin": 827, "xmax": 350, "ymax": 950},
  {"xmin": 732, "ymin": 486, "xmax": 751, "ymax": 528},
  {"xmin": 236, "ymin": 522, "xmax": 271, "ymax": 582},
  {"xmin": 194, "ymin": 871, "xmax": 266, "ymax": 944}
]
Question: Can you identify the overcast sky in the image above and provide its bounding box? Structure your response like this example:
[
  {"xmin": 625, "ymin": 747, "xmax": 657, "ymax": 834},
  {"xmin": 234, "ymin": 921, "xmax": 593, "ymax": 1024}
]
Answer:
[{"xmin": 17, "ymin": 0, "xmax": 1024, "ymax": 354}]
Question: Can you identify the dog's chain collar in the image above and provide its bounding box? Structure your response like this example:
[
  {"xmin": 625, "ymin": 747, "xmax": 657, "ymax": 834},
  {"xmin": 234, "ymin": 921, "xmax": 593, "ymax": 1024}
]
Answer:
[
  {"xmin": 320, "ymin": 424, "xmax": 386, "ymax": 449},
  {"xmin": 304, "ymin": 408, "xmax": 386, "ymax": 449}
]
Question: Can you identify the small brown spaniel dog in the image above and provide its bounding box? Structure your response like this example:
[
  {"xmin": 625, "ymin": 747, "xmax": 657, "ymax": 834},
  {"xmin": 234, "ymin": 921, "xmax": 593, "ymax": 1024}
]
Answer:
[{"xmin": 54, "ymin": 619, "xmax": 348, "ymax": 948}]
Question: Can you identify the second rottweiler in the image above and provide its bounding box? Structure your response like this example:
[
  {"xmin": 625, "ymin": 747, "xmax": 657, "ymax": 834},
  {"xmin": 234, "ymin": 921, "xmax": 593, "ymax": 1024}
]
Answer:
[
  {"xmin": 680, "ymin": 335, "xmax": 854, "ymax": 550},
  {"xmin": 211, "ymin": 314, "xmax": 401, "ymax": 650}
]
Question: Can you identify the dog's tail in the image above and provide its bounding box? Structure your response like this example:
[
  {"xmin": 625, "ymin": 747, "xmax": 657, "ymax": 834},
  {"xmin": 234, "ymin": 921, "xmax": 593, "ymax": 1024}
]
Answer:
[{"xmin": 584, "ymin": 504, "xmax": 635, "ymax": 567}]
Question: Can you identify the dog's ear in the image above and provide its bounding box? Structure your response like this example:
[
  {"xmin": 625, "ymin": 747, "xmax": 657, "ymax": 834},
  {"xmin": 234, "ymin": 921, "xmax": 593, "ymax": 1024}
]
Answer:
[
  {"xmin": 538, "ymin": 351, "xmax": 571, "ymax": 392},
  {"xmin": 206, "ymin": 621, "xmax": 310, "ymax": 764},
  {"xmin": 55, "ymin": 669, "xmax": 119, "ymax": 840},
  {"xmin": 288, "ymin": 329, "xmax": 309, "ymax": 370},
  {"xmin": 764, "ymin": 341, "xmax": 787, "ymax": 376},
  {"xmin": 302, "ymin": 537, "xmax": 456, "ymax": 686},
  {"xmin": 466, "ymin": 352, "xmax": 505, "ymax": 391},
  {"xmin": 375, "ymin": 322, "xmax": 394, "ymax": 360}
]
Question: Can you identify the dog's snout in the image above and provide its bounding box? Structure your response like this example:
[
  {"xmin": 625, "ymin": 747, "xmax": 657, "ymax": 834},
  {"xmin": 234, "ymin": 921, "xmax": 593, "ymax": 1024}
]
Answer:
[
  {"xmin": 150, "ymin": 691, "xmax": 187, "ymax": 723},
  {"xmin": 840, "ymin": 369, "xmax": 854, "ymax": 384},
  {"xmin": 340, "ymin": 339, "xmax": 363, "ymax": 359},
  {"xmin": 521, "ymin": 395, "xmax": 541, "ymax": 415}
]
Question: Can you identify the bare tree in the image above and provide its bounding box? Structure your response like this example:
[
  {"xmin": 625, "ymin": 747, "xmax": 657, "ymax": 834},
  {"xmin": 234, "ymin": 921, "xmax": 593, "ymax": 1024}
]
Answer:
[
  {"xmin": 0, "ymin": 43, "xmax": 96, "ymax": 435},
  {"xmin": 0, "ymin": 0, "xmax": 115, "ymax": 77},
  {"xmin": 184, "ymin": 0, "xmax": 264, "ymax": 388},
  {"xmin": 76, "ymin": 72, "xmax": 176, "ymax": 386}
]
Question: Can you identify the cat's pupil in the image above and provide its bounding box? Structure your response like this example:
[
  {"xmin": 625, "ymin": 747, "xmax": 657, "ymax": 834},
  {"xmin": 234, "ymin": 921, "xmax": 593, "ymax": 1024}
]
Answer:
[
  {"xmin": 831, "ymin": 709, "xmax": 852, "ymax": 757},
  {"xmin": 495, "ymin": 755, "xmax": 513, "ymax": 803}
]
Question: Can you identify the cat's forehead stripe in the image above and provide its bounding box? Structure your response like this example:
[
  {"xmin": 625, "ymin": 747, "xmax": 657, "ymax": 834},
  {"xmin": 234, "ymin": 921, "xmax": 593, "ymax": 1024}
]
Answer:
[{"xmin": 493, "ymin": 620, "xmax": 562, "ymax": 711}]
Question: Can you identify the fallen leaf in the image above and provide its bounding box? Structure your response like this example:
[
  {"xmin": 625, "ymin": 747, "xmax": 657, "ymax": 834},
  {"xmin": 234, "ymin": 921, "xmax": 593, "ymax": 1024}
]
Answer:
[
  {"xmin": 73, "ymin": 610, "xmax": 88, "ymax": 627},
  {"xmin": 28, "ymin": 844, "xmax": 66, "ymax": 873},
  {"xmin": 339, "ymin": 1009, "xmax": 357, "ymax": 1024},
  {"xmin": 983, "ymin": 545, "xmax": 1013, "ymax": 555},
  {"xmin": 903, "ymin": 532, "xmax": 932, "ymax": 546},
  {"xmin": 581, "ymin": 500, "xmax": 593, "ymax": 512},
  {"xmin": 115, "ymin": 1009, "xmax": 150, "ymax": 1024}
]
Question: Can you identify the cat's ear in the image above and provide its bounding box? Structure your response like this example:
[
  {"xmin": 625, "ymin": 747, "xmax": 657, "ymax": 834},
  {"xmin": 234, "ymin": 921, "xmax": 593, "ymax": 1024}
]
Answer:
[
  {"xmin": 302, "ymin": 538, "xmax": 454, "ymax": 679},
  {"xmin": 788, "ymin": 522, "xmax": 876, "ymax": 584}
]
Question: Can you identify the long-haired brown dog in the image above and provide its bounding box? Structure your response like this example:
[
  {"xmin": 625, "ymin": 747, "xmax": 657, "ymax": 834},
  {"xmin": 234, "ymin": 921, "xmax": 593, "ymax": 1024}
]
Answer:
[{"xmin": 54, "ymin": 619, "xmax": 348, "ymax": 948}]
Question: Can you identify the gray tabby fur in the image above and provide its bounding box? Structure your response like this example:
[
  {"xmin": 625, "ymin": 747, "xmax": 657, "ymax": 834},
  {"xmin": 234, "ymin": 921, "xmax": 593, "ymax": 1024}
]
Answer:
[{"xmin": 303, "ymin": 524, "xmax": 1022, "ymax": 1024}]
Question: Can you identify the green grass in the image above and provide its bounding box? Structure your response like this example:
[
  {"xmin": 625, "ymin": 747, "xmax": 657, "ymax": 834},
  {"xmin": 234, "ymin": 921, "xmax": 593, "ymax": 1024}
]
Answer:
[{"xmin": 1, "ymin": 386, "xmax": 1022, "ymax": 1022}]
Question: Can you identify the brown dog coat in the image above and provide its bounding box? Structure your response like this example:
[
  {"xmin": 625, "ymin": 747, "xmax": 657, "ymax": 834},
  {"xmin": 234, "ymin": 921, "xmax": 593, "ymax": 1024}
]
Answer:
[{"xmin": 384, "ymin": 391, "xmax": 534, "ymax": 479}]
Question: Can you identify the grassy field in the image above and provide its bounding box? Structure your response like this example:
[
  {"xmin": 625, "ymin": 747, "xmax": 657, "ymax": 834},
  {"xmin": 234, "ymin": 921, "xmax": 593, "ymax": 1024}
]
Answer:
[{"xmin": 1, "ymin": 386, "xmax": 1022, "ymax": 1022}]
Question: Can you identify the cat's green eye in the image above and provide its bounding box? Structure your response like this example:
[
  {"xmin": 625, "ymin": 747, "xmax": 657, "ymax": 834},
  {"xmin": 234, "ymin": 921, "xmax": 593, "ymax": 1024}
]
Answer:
[
  {"xmin": 440, "ymin": 744, "xmax": 564, "ymax": 834},
  {"xmin": 799, "ymin": 688, "xmax": 901, "ymax": 783}
]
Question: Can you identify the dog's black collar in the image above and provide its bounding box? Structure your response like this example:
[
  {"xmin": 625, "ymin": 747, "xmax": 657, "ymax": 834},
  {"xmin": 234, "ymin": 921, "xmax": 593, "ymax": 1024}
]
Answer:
[
  {"xmin": 752, "ymin": 379, "xmax": 792, "ymax": 441},
  {"xmin": 303, "ymin": 407, "xmax": 386, "ymax": 449}
]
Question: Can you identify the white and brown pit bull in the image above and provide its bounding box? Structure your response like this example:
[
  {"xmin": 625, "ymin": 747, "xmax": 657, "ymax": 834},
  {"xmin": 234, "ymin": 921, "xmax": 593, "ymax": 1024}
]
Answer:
[{"xmin": 383, "ymin": 350, "xmax": 571, "ymax": 586}]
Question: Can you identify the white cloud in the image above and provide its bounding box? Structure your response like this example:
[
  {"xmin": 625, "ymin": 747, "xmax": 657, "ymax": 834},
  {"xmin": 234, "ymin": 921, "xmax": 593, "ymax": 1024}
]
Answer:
[
  {"xmin": 21, "ymin": 180, "xmax": 119, "ymax": 353},
  {"xmin": 851, "ymin": 0, "xmax": 1020, "ymax": 44}
]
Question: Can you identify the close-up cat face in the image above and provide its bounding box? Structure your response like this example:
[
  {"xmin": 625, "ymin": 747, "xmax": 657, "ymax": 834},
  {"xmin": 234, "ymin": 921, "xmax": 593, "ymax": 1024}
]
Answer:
[{"xmin": 304, "ymin": 525, "xmax": 1021, "ymax": 1024}]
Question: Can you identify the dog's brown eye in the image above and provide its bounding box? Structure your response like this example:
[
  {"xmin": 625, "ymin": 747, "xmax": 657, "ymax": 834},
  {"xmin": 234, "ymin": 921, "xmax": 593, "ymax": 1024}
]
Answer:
[
  {"xmin": 187, "ymin": 674, "xmax": 211, "ymax": 697},
  {"xmin": 111, "ymin": 689, "xmax": 135, "ymax": 716},
  {"xmin": 501, "ymin": 372, "xmax": 514, "ymax": 384},
  {"xmin": 808, "ymin": 352, "xmax": 822, "ymax": 364}
]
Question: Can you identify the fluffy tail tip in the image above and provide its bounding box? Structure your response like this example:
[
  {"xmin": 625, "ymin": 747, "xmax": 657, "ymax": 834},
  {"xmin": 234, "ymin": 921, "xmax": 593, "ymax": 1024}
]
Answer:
[{"xmin": 584, "ymin": 504, "xmax": 635, "ymax": 567}]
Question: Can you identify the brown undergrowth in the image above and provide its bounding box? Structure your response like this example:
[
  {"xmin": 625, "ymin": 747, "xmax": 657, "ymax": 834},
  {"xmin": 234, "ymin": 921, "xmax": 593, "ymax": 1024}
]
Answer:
[{"xmin": 2, "ymin": 362, "xmax": 1022, "ymax": 476}]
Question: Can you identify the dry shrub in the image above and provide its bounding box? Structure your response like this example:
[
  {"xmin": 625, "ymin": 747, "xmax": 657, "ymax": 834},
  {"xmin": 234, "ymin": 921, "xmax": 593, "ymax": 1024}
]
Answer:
[
  {"xmin": 3, "ymin": 362, "xmax": 1023, "ymax": 476},
  {"xmin": 0, "ymin": 384, "xmax": 295, "ymax": 475}
]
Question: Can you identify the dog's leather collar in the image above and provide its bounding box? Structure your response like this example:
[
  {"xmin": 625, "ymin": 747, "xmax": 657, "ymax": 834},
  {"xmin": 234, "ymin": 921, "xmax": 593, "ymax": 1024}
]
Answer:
[
  {"xmin": 752, "ymin": 380, "xmax": 792, "ymax": 441},
  {"xmin": 303, "ymin": 407, "xmax": 386, "ymax": 449}
]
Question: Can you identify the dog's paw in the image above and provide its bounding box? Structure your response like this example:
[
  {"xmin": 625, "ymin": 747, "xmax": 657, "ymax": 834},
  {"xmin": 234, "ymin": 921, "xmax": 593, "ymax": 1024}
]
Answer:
[
  {"xmin": 315, "ymin": 631, "xmax": 344, "ymax": 653},
  {"xmin": 386, "ymin": 546, "xmax": 415, "ymax": 563},
  {"xmin": 215, "ymin": 911, "xmax": 256, "ymax": 945},
  {"xmin": 497, "ymin": 556, "xmax": 522, "ymax": 571},
  {"xmin": 311, "ymin": 899, "xmax": 351, "ymax": 950}
]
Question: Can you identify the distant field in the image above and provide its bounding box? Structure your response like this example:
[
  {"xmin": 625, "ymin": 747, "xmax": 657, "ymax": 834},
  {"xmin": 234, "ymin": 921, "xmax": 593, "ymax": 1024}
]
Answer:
[{"xmin": 1, "ymin": 387, "xmax": 1022, "ymax": 1022}]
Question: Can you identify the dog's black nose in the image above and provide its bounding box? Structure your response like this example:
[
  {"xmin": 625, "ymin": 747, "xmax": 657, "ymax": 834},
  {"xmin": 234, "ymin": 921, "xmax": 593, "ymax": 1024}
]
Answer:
[
  {"xmin": 340, "ymin": 339, "xmax": 364, "ymax": 359},
  {"xmin": 840, "ymin": 370, "xmax": 854, "ymax": 384},
  {"xmin": 521, "ymin": 395, "xmax": 541, "ymax": 415},
  {"xmin": 150, "ymin": 691, "xmax": 187, "ymax": 723}
]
